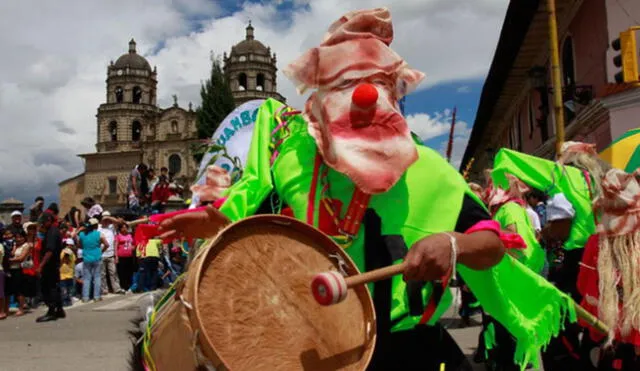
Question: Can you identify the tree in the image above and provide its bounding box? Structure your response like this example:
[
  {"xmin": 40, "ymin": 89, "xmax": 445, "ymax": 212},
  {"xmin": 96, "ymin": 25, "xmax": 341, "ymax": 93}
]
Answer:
[{"xmin": 196, "ymin": 53, "xmax": 236, "ymax": 139}]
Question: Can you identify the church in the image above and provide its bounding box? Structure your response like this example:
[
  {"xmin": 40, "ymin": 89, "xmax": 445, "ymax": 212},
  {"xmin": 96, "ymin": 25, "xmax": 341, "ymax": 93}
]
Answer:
[{"xmin": 59, "ymin": 24, "xmax": 285, "ymax": 215}]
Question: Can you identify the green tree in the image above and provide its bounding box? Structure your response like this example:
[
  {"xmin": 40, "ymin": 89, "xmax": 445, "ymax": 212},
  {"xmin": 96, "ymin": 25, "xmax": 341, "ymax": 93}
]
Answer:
[{"xmin": 196, "ymin": 53, "xmax": 236, "ymax": 139}]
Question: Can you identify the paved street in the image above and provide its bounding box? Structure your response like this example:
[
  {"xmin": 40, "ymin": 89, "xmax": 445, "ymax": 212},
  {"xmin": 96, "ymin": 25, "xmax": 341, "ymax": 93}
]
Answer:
[{"xmin": 0, "ymin": 290, "xmax": 491, "ymax": 371}]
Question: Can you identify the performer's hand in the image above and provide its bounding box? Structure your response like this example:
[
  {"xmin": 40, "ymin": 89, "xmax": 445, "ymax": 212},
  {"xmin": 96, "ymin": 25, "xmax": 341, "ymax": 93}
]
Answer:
[
  {"xmin": 157, "ymin": 206, "xmax": 230, "ymax": 240},
  {"xmin": 404, "ymin": 234, "xmax": 454, "ymax": 282}
]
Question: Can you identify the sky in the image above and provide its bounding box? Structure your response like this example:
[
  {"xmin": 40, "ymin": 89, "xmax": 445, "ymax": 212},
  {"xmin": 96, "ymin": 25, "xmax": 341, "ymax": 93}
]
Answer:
[{"xmin": 0, "ymin": 0, "xmax": 509, "ymax": 207}]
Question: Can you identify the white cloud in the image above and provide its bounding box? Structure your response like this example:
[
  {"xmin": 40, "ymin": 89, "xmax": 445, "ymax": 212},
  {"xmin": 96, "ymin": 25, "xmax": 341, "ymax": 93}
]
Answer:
[
  {"xmin": 457, "ymin": 86, "xmax": 472, "ymax": 93},
  {"xmin": 407, "ymin": 110, "xmax": 471, "ymax": 142},
  {"xmin": 0, "ymin": 0, "xmax": 508, "ymax": 204}
]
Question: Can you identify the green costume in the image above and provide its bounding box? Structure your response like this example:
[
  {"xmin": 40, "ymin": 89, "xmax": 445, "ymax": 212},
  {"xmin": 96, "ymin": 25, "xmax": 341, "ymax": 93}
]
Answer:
[
  {"xmin": 219, "ymin": 99, "xmax": 575, "ymax": 369},
  {"xmin": 492, "ymin": 148, "xmax": 596, "ymax": 251},
  {"xmin": 493, "ymin": 202, "xmax": 545, "ymax": 274}
]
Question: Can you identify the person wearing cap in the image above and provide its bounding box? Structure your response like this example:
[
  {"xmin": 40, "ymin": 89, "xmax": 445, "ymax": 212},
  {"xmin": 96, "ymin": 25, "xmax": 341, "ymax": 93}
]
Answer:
[
  {"xmin": 7, "ymin": 210, "xmax": 24, "ymax": 237},
  {"xmin": 59, "ymin": 239, "xmax": 76, "ymax": 307},
  {"xmin": 98, "ymin": 212, "xmax": 124, "ymax": 295},
  {"xmin": 77, "ymin": 218, "xmax": 109, "ymax": 302},
  {"xmin": 35, "ymin": 212, "xmax": 65, "ymax": 322},
  {"xmin": 577, "ymin": 169, "xmax": 640, "ymax": 370}
]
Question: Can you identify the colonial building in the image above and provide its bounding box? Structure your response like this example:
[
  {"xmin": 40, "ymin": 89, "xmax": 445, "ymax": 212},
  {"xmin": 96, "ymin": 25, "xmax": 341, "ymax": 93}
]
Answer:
[
  {"xmin": 461, "ymin": 0, "xmax": 640, "ymax": 180},
  {"xmin": 59, "ymin": 39, "xmax": 199, "ymax": 214},
  {"xmin": 224, "ymin": 22, "xmax": 286, "ymax": 106},
  {"xmin": 59, "ymin": 25, "xmax": 286, "ymax": 214}
]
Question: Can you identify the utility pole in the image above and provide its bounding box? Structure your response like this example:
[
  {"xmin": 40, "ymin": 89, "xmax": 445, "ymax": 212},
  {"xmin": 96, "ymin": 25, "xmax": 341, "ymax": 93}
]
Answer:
[{"xmin": 547, "ymin": 0, "xmax": 565, "ymax": 157}]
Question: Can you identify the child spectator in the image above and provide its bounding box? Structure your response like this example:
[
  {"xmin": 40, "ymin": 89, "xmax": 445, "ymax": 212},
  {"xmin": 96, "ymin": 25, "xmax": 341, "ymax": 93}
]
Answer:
[
  {"xmin": 60, "ymin": 239, "xmax": 76, "ymax": 307},
  {"xmin": 74, "ymin": 250, "xmax": 83, "ymax": 300},
  {"xmin": 115, "ymin": 224, "xmax": 135, "ymax": 291}
]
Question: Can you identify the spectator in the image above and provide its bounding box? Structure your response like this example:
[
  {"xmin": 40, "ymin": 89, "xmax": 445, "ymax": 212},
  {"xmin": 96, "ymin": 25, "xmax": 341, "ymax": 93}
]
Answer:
[
  {"xmin": 21, "ymin": 222, "xmax": 38, "ymax": 307},
  {"xmin": 36, "ymin": 212, "xmax": 65, "ymax": 323},
  {"xmin": 8, "ymin": 230, "xmax": 33, "ymax": 316},
  {"xmin": 64, "ymin": 206, "xmax": 82, "ymax": 229},
  {"xmin": 81, "ymin": 197, "xmax": 103, "ymax": 221},
  {"xmin": 2, "ymin": 229, "xmax": 14, "ymax": 272},
  {"xmin": 7, "ymin": 211, "xmax": 24, "ymax": 236},
  {"xmin": 147, "ymin": 168, "xmax": 158, "ymax": 194},
  {"xmin": 151, "ymin": 176, "xmax": 171, "ymax": 212},
  {"xmin": 138, "ymin": 238, "xmax": 161, "ymax": 292},
  {"xmin": 29, "ymin": 197, "xmax": 45, "ymax": 223},
  {"xmin": 526, "ymin": 189, "xmax": 548, "ymax": 229},
  {"xmin": 127, "ymin": 163, "xmax": 147, "ymax": 209},
  {"xmin": 115, "ymin": 224, "xmax": 135, "ymax": 291},
  {"xmin": 78, "ymin": 219, "xmax": 108, "ymax": 302},
  {"xmin": 98, "ymin": 212, "xmax": 123, "ymax": 295},
  {"xmin": 45, "ymin": 203, "xmax": 59, "ymax": 218},
  {"xmin": 59, "ymin": 239, "xmax": 76, "ymax": 307},
  {"xmin": 159, "ymin": 167, "xmax": 169, "ymax": 181},
  {"xmin": 74, "ymin": 249, "xmax": 83, "ymax": 300},
  {"xmin": 0, "ymin": 236, "xmax": 5, "ymax": 320}
]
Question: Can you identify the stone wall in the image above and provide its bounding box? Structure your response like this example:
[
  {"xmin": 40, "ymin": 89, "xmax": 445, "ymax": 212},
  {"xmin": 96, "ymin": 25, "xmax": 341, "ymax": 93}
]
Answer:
[{"xmin": 59, "ymin": 174, "xmax": 85, "ymax": 218}]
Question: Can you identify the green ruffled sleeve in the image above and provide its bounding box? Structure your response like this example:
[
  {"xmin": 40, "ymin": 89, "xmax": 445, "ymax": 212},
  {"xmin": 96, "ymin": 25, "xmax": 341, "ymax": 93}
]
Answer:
[{"xmin": 218, "ymin": 99, "xmax": 286, "ymax": 221}]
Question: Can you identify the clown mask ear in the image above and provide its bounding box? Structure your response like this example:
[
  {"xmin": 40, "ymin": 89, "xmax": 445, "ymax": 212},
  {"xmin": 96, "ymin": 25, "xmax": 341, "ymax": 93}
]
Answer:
[
  {"xmin": 283, "ymin": 48, "xmax": 319, "ymax": 95},
  {"xmin": 396, "ymin": 66, "xmax": 425, "ymax": 98}
]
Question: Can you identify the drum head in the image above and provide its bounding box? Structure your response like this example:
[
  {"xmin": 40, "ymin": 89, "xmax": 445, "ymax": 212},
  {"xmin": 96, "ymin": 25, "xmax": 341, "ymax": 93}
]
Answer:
[{"xmin": 194, "ymin": 215, "xmax": 375, "ymax": 370}]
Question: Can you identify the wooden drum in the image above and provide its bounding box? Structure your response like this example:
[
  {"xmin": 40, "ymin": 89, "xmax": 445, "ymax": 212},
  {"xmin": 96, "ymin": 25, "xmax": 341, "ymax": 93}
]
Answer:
[{"xmin": 147, "ymin": 215, "xmax": 376, "ymax": 370}]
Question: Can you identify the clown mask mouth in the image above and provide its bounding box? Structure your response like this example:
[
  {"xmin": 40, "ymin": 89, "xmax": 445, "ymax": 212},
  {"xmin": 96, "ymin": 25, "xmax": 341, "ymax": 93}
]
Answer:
[{"xmin": 305, "ymin": 81, "xmax": 418, "ymax": 195}]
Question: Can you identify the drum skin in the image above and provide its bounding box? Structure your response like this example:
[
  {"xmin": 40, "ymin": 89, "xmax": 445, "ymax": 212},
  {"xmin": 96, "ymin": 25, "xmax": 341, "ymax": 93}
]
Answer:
[{"xmin": 148, "ymin": 215, "xmax": 376, "ymax": 370}]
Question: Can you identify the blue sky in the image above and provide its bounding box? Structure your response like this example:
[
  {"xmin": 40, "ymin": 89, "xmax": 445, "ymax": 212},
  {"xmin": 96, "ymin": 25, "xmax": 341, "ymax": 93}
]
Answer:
[{"xmin": 0, "ymin": 0, "xmax": 507, "ymax": 211}]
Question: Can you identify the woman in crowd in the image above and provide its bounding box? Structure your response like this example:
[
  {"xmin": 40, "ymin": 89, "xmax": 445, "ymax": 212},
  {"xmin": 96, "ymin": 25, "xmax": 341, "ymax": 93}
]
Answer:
[
  {"xmin": 77, "ymin": 219, "xmax": 108, "ymax": 302},
  {"xmin": 7, "ymin": 230, "xmax": 33, "ymax": 316},
  {"xmin": 115, "ymin": 224, "xmax": 135, "ymax": 291},
  {"xmin": 22, "ymin": 222, "xmax": 38, "ymax": 307}
]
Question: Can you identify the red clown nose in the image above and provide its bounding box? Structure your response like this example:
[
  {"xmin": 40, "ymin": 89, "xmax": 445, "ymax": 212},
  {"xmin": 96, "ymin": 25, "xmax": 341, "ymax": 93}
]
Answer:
[{"xmin": 352, "ymin": 83, "xmax": 378, "ymax": 109}]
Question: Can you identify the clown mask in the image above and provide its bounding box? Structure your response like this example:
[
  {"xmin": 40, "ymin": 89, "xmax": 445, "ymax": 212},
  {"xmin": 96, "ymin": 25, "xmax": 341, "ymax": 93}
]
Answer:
[{"xmin": 284, "ymin": 8, "xmax": 425, "ymax": 194}]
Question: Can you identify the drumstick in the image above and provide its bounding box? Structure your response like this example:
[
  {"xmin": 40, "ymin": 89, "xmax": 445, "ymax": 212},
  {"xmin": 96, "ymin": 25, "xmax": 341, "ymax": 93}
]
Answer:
[
  {"xmin": 127, "ymin": 217, "xmax": 149, "ymax": 227},
  {"xmin": 311, "ymin": 262, "xmax": 406, "ymax": 305},
  {"xmin": 311, "ymin": 263, "xmax": 611, "ymax": 335}
]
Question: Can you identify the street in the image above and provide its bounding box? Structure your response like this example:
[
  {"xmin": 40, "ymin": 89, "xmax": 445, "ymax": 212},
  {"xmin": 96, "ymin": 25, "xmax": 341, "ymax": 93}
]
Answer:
[{"xmin": 0, "ymin": 291, "xmax": 488, "ymax": 371}]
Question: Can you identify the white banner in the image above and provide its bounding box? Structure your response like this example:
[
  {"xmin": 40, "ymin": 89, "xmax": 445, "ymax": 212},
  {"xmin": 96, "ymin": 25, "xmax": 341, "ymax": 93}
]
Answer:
[{"xmin": 190, "ymin": 99, "xmax": 265, "ymax": 208}]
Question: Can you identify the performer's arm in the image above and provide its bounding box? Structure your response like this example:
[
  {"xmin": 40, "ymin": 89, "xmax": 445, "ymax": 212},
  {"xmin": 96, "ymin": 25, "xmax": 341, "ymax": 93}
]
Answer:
[{"xmin": 404, "ymin": 194, "xmax": 505, "ymax": 282}]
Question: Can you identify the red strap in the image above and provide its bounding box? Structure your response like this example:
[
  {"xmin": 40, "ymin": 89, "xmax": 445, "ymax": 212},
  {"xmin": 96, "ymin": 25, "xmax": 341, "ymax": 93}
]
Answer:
[{"xmin": 418, "ymin": 266, "xmax": 453, "ymax": 325}]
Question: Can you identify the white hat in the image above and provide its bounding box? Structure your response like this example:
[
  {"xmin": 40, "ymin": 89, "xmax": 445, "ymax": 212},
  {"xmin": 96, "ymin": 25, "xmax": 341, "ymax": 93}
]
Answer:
[
  {"xmin": 11, "ymin": 210, "xmax": 22, "ymax": 217},
  {"xmin": 546, "ymin": 193, "xmax": 576, "ymax": 222},
  {"xmin": 88, "ymin": 218, "xmax": 99, "ymax": 226},
  {"xmin": 102, "ymin": 211, "xmax": 111, "ymax": 217},
  {"xmin": 64, "ymin": 238, "xmax": 75, "ymax": 246},
  {"xmin": 23, "ymin": 221, "xmax": 37, "ymax": 230}
]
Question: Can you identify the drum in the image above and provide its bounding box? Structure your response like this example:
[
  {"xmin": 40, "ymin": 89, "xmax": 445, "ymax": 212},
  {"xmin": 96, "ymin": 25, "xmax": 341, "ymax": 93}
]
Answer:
[{"xmin": 146, "ymin": 215, "xmax": 376, "ymax": 370}]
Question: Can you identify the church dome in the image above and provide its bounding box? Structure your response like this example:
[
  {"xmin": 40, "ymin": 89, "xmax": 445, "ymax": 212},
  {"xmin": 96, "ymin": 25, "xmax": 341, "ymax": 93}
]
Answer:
[
  {"xmin": 230, "ymin": 23, "xmax": 270, "ymax": 56},
  {"xmin": 114, "ymin": 39, "xmax": 152, "ymax": 71}
]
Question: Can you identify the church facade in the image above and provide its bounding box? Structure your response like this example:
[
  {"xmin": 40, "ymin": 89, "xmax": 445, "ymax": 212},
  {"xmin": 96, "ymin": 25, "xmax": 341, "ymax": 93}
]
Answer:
[{"xmin": 59, "ymin": 25, "xmax": 284, "ymax": 215}]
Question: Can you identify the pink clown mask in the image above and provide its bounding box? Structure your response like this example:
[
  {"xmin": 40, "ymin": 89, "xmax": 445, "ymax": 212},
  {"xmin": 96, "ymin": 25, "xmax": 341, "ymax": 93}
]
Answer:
[{"xmin": 283, "ymin": 8, "xmax": 425, "ymax": 194}]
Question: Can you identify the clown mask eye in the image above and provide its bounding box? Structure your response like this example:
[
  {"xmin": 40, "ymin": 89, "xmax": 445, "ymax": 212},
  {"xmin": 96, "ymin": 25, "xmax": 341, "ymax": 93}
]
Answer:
[
  {"xmin": 372, "ymin": 78, "xmax": 392, "ymax": 89},
  {"xmin": 336, "ymin": 79, "xmax": 356, "ymax": 90}
]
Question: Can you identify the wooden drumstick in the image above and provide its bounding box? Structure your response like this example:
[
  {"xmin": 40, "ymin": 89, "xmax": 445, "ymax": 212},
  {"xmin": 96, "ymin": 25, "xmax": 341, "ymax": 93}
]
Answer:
[
  {"xmin": 311, "ymin": 263, "xmax": 612, "ymax": 335},
  {"xmin": 311, "ymin": 262, "xmax": 406, "ymax": 306},
  {"xmin": 127, "ymin": 217, "xmax": 149, "ymax": 227}
]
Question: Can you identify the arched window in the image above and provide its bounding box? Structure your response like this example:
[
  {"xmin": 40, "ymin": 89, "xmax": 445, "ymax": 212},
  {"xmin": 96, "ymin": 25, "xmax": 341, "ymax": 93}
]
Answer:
[
  {"xmin": 171, "ymin": 120, "xmax": 178, "ymax": 133},
  {"xmin": 562, "ymin": 37, "xmax": 575, "ymax": 87},
  {"xmin": 108, "ymin": 121, "xmax": 118, "ymax": 141},
  {"xmin": 115, "ymin": 87, "xmax": 124, "ymax": 103},
  {"xmin": 168, "ymin": 154, "xmax": 182, "ymax": 175},
  {"xmin": 132, "ymin": 121, "xmax": 142, "ymax": 142},
  {"xmin": 238, "ymin": 73, "xmax": 247, "ymax": 91},
  {"xmin": 132, "ymin": 86, "xmax": 142, "ymax": 104},
  {"xmin": 256, "ymin": 73, "xmax": 265, "ymax": 91}
]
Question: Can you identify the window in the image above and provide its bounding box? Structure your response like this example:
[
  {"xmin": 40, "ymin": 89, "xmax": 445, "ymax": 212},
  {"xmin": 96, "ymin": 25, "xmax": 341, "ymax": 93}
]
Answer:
[
  {"xmin": 108, "ymin": 178, "xmax": 117, "ymax": 195},
  {"xmin": 168, "ymin": 154, "xmax": 182, "ymax": 175},
  {"xmin": 132, "ymin": 121, "xmax": 142, "ymax": 142},
  {"xmin": 108, "ymin": 121, "xmax": 118, "ymax": 141},
  {"xmin": 115, "ymin": 87, "xmax": 124, "ymax": 103},
  {"xmin": 238, "ymin": 73, "xmax": 247, "ymax": 91},
  {"xmin": 171, "ymin": 120, "xmax": 178, "ymax": 133},
  {"xmin": 132, "ymin": 86, "xmax": 142, "ymax": 104},
  {"xmin": 256, "ymin": 73, "xmax": 265, "ymax": 91},
  {"xmin": 562, "ymin": 36, "xmax": 576, "ymax": 123},
  {"xmin": 239, "ymin": 56, "xmax": 247, "ymax": 62},
  {"xmin": 528, "ymin": 94, "xmax": 535, "ymax": 138}
]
